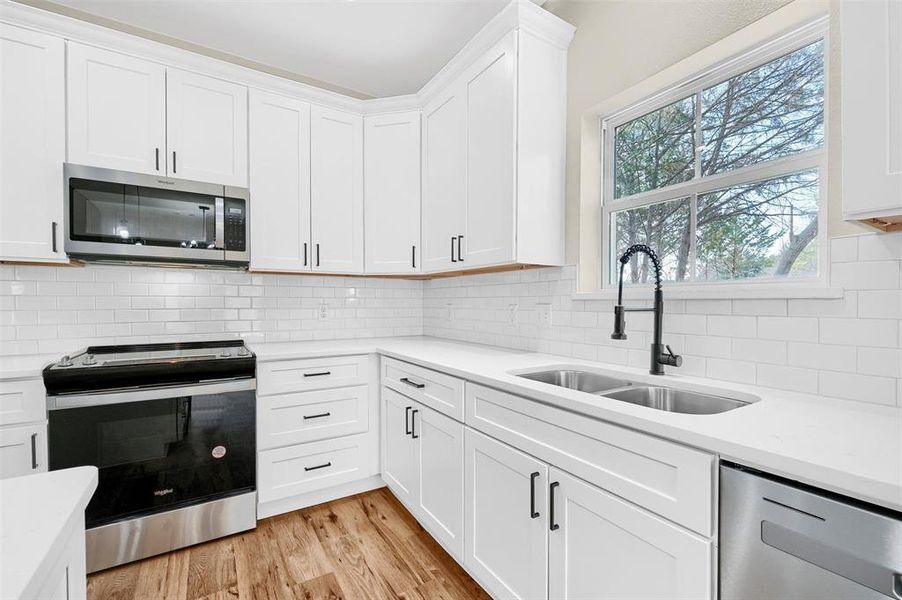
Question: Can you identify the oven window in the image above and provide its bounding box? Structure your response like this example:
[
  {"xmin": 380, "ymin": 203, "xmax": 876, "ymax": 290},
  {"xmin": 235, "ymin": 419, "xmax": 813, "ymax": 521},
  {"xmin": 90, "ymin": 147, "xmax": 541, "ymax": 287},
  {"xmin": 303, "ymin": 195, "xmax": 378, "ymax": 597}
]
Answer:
[
  {"xmin": 69, "ymin": 178, "xmax": 217, "ymax": 247},
  {"xmin": 49, "ymin": 390, "xmax": 255, "ymax": 528}
]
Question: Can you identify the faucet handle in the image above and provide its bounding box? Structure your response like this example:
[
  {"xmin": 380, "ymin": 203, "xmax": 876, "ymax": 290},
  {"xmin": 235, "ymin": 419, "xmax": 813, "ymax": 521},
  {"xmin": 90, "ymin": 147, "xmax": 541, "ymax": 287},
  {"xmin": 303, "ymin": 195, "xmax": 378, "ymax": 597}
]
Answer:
[
  {"xmin": 611, "ymin": 305, "xmax": 627, "ymax": 340},
  {"xmin": 663, "ymin": 345, "xmax": 683, "ymax": 368}
]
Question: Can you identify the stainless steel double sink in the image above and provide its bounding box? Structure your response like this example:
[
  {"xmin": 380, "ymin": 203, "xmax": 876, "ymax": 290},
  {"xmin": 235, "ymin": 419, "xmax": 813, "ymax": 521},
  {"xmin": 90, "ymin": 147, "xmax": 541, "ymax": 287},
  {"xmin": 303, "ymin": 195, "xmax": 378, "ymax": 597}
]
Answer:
[{"xmin": 517, "ymin": 369, "xmax": 749, "ymax": 415}]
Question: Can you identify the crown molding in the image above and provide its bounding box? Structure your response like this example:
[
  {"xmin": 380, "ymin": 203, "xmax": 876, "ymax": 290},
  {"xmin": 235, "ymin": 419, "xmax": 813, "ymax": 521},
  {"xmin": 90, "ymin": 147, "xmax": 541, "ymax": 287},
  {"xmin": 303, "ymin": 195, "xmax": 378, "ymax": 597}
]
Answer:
[{"xmin": 0, "ymin": 0, "xmax": 574, "ymax": 118}]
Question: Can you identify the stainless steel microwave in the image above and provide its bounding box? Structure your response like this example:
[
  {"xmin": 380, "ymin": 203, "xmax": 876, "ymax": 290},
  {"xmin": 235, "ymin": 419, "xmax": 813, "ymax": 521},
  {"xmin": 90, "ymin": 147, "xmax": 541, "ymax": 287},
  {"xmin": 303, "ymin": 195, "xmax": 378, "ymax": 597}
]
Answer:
[{"xmin": 64, "ymin": 164, "xmax": 249, "ymax": 268}]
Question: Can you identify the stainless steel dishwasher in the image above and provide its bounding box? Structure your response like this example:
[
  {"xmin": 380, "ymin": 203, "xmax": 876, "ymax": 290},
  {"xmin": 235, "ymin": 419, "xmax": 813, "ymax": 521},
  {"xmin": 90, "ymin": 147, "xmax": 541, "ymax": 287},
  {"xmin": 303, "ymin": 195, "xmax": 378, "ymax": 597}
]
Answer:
[{"xmin": 720, "ymin": 462, "xmax": 902, "ymax": 599}]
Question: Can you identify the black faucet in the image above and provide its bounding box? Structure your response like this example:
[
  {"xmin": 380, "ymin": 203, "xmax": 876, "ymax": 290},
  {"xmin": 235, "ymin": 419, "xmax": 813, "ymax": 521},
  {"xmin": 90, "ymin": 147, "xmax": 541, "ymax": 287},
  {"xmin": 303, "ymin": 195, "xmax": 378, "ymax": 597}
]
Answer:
[{"xmin": 611, "ymin": 244, "xmax": 682, "ymax": 375}]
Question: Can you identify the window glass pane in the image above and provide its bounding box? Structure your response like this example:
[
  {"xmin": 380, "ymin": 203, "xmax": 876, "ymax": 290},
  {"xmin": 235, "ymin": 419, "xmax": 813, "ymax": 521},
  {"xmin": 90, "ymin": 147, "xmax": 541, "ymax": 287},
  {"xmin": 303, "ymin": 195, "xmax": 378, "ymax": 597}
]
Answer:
[
  {"xmin": 696, "ymin": 169, "xmax": 818, "ymax": 281},
  {"xmin": 614, "ymin": 96, "xmax": 695, "ymax": 199},
  {"xmin": 701, "ymin": 40, "xmax": 824, "ymax": 175},
  {"xmin": 611, "ymin": 198, "xmax": 691, "ymax": 284}
]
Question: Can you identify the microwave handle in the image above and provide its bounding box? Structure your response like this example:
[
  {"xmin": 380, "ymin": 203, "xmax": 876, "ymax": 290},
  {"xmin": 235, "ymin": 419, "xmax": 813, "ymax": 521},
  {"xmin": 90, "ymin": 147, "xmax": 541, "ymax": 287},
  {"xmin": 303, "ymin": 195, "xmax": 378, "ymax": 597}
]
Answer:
[{"xmin": 214, "ymin": 197, "xmax": 225, "ymax": 250}]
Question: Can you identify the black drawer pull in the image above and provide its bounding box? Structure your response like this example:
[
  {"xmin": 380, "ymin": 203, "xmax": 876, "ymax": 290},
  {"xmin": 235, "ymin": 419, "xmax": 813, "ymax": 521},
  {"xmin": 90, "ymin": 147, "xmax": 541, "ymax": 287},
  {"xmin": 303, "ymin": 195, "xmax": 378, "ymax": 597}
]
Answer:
[
  {"xmin": 400, "ymin": 377, "xmax": 425, "ymax": 389},
  {"xmin": 457, "ymin": 235, "xmax": 464, "ymax": 262},
  {"xmin": 303, "ymin": 412, "xmax": 331, "ymax": 420},
  {"xmin": 51, "ymin": 222, "xmax": 58, "ymax": 253},
  {"xmin": 304, "ymin": 242, "xmax": 308, "ymax": 267},
  {"xmin": 451, "ymin": 237, "xmax": 457, "ymax": 263},
  {"xmin": 304, "ymin": 462, "xmax": 332, "ymax": 472},
  {"xmin": 405, "ymin": 406, "xmax": 412, "ymax": 435},
  {"xmin": 411, "ymin": 409, "xmax": 419, "ymax": 439},
  {"xmin": 172, "ymin": 150, "xmax": 177, "ymax": 173},
  {"xmin": 303, "ymin": 371, "xmax": 331, "ymax": 378},
  {"xmin": 530, "ymin": 471, "xmax": 540, "ymax": 518},
  {"xmin": 550, "ymin": 481, "xmax": 560, "ymax": 531},
  {"xmin": 30, "ymin": 433, "xmax": 37, "ymax": 469}
]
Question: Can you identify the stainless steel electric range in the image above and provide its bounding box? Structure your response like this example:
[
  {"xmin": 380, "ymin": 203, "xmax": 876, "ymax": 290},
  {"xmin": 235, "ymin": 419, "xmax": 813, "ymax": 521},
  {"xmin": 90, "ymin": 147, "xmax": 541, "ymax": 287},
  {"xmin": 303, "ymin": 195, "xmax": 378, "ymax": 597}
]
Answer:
[{"xmin": 42, "ymin": 340, "xmax": 257, "ymax": 573}]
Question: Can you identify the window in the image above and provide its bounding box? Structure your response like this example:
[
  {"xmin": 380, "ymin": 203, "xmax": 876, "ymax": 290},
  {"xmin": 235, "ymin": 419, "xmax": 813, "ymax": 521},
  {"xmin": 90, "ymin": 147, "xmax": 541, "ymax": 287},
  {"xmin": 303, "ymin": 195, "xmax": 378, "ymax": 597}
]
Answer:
[{"xmin": 603, "ymin": 32, "xmax": 826, "ymax": 289}]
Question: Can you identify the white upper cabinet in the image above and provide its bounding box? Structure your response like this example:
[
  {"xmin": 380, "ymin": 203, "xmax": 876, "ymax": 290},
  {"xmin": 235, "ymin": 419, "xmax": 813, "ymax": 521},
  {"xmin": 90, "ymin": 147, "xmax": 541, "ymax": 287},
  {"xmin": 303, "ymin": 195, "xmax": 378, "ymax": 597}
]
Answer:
[
  {"xmin": 364, "ymin": 111, "xmax": 421, "ymax": 274},
  {"xmin": 249, "ymin": 90, "xmax": 311, "ymax": 272},
  {"xmin": 166, "ymin": 68, "xmax": 248, "ymax": 186},
  {"xmin": 421, "ymin": 24, "xmax": 571, "ymax": 273},
  {"xmin": 0, "ymin": 24, "xmax": 66, "ymax": 262},
  {"xmin": 463, "ymin": 32, "xmax": 517, "ymax": 268},
  {"xmin": 311, "ymin": 105, "xmax": 364, "ymax": 273},
  {"xmin": 421, "ymin": 86, "xmax": 467, "ymax": 272},
  {"xmin": 842, "ymin": 0, "xmax": 902, "ymax": 225},
  {"xmin": 67, "ymin": 43, "xmax": 166, "ymax": 175}
]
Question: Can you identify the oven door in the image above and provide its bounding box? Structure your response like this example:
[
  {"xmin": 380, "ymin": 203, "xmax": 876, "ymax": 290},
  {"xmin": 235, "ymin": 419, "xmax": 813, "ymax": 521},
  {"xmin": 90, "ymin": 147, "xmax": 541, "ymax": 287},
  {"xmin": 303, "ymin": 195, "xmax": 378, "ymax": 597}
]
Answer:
[{"xmin": 48, "ymin": 379, "xmax": 256, "ymax": 529}]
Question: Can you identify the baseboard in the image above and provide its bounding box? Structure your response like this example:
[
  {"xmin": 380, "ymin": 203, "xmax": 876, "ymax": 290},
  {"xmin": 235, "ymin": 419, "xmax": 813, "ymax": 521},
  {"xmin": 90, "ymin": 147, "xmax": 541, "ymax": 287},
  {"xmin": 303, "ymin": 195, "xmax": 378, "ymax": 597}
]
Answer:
[{"xmin": 257, "ymin": 475, "xmax": 386, "ymax": 519}]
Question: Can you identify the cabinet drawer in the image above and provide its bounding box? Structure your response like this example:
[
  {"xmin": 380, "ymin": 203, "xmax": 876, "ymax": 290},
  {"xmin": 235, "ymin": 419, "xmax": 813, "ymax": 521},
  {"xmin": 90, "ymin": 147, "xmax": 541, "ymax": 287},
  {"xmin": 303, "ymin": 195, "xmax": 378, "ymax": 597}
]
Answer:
[
  {"xmin": 258, "ymin": 355, "xmax": 368, "ymax": 395},
  {"xmin": 0, "ymin": 379, "xmax": 46, "ymax": 426},
  {"xmin": 258, "ymin": 385, "xmax": 369, "ymax": 450},
  {"xmin": 258, "ymin": 434, "xmax": 373, "ymax": 503},
  {"xmin": 382, "ymin": 357, "xmax": 464, "ymax": 421},
  {"xmin": 0, "ymin": 422, "xmax": 46, "ymax": 479},
  {"xmin": 465, "ymin": 383, "xmax": 714, "ymax": 536}
]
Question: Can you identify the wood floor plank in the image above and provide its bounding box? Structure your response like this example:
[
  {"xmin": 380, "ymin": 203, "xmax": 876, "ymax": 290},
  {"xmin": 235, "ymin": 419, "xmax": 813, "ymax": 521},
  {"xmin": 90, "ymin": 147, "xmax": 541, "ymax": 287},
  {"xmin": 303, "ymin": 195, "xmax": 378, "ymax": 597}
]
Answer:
[{"xmin": 88, "ymin": 488, "xmax": 488, "ymax": 600}]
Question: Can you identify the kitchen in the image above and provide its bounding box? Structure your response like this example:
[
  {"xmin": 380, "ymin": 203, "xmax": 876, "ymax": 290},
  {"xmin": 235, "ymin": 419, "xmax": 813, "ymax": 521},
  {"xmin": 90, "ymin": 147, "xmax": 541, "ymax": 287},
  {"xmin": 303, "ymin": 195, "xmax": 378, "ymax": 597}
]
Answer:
[{"xmin": 0, "ymin": 0, "xmax": 899, "ymax": 598}]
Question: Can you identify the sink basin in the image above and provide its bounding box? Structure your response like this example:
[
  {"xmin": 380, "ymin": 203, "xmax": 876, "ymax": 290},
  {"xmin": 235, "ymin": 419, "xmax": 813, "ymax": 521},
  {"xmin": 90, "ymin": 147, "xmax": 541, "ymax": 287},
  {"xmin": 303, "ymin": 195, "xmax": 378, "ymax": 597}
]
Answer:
[
  {"xmin": 602, "ymin": 386, "xmax": 748, "ymax": 415},
  {"xmin": 517, "ymin": 370, "xmax": 633, "ymax": 394}
]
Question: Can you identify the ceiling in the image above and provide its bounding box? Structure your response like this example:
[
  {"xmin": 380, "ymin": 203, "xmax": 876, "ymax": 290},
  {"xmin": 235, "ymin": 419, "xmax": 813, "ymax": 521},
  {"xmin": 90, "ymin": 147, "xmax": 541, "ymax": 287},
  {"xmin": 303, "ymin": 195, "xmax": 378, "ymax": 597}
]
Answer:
[{"xmin": 30, "ymin": 0, "xmax": 521, "ymax": 98}]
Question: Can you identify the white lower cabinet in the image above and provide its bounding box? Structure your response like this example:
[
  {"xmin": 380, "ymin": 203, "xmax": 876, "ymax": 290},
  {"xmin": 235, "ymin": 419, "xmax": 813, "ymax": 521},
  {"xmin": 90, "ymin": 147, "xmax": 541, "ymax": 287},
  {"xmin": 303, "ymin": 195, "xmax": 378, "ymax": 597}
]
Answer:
[
  {"xmin": 464, "ymin": 428, "xmax": 548, "ymax": 600},
  {"xmin": 548, "ymin": 468, "xmax": 712, "ymax": 600},
  {"xmin": 0, "ymin": 422, "xmax": 46, "ymax": 479},
  {"xmin": 381, "ymin": 386, "xmax": 465, "ymax": 560}
]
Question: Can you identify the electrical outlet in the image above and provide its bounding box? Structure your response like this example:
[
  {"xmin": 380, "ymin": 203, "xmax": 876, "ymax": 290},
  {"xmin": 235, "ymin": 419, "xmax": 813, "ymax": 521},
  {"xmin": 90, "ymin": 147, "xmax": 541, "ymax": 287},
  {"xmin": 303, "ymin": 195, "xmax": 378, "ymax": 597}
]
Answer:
[
  {"xmin": 537, "ymin": 303, "xmax": 552, "ymax": 327},
  {"xmin": 445, "ymin": 303, "xmax": 453, "ymax": 322},
  {"xmin": 507, "ymin": 304, "xmax": 519, "ymax": 326},
  {"xmin": 318, "ymin": 303, "xmax": 329, "ymax": 321}
]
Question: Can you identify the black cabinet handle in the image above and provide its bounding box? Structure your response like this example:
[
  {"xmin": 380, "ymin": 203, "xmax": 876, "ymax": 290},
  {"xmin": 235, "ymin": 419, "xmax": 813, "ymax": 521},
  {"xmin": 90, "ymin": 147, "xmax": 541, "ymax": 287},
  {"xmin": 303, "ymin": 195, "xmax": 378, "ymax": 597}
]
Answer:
[
  {"xmin": 303, "ymin": 371, "xmax": 331, "ymax": 378},
  {"xmin": 155, "ymin": 147, "xmax": 160, "ymax": 171},
  {"xmin": 530, "ymin": 471, "xmax": 540, "ymax": 518},
  {"xmin": 457, "ymin": 235, "xmax": 464, "ymax": 262},
  {"xmin": 400, "ymin": 377, "xmax": 425, "ymax": 389},
  {"xmin": 304, "ymin": 242, "xmax": 308, "ymax": 267},
  {"xmin": 549, "ymin": 481, "xmax": 560, "ymax": 531},
  {"xmin": 30, "ymin": 433, "xmax": 37, "ymax": 469},
  {"xmin": 303, "ymin": 412, "xmax": 331, "ymax": 420},
  {"xmin": 304, "ymin": 462, "xmax": 332, "ymax": 472},
  {"xmin": 51, "ymin": 222, "xmax": 58, "ymax": 253},
  {"xmin": 451, "ymin": 237, "xmax": 457, "ymax": 263},
  {"xmin": 405, "ymin": 406, "xmax": 412, "ymax": 435},
  {"xmin": 172, "ymin": 151, "xmax": 177, "ymax": 173},
  {"xmin": 411, "ymin": 409, "xmax": 419, "ymax": 439},
  {"xmin": 316, "ymin": 243, "xmax": 321, "ymax": 267},
  {"xmin": 412, "ymin": 245, "xmax": 416, "ymax": 269}
]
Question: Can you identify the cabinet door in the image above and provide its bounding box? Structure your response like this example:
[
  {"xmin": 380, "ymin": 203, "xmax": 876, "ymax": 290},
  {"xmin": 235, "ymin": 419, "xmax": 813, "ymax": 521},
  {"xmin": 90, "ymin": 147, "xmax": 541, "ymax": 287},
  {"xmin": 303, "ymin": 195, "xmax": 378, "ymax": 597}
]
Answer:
[
  {"xmin": 0, "ymin": 24, "xmax": 65, "ymax": 262},
  {"xmin": 381, "ymin": 387, "xmax": 417, "ymax": 507},
  {"xmin": 548, "ymin": 468, "xmax": 712, "ymax": 600},
  {"xmin": 311, "ymin": 105, "xmax": 364, "ymax": 273},
  {"xmin": 465, "ymin": 428, "xmax": 548, "ymax": 600},
  {"xmin": 421, "ymin": 87, "xmax": 466, "ymax": 272},
  {"xmin": 841, "ymin": 0, "xmax": 902, "ymax": 219},
  {"xmin": 464, "ymin": 32, "xmax": 517, "ymax": 267},
  {"xmin": 249, "ymin": 90, "xmax": 311, "ymax": 272},
  {"xmin": 0, "ymin": 423, "xmax": 46, "ymax": 479},
  {"xmin": 364, "ymin": 111, "xmax": 421, "ymax": 274},
  {"xmin": 166, "ymin": 68, "xmax": 248, "ymax": 186},
  {"xmin": 414, "ymin": 403, "xmax": 464, "ymax": 560},
  {"xmin": 67, "ymin": 43, "xmax": 165, "ymax": 175}
]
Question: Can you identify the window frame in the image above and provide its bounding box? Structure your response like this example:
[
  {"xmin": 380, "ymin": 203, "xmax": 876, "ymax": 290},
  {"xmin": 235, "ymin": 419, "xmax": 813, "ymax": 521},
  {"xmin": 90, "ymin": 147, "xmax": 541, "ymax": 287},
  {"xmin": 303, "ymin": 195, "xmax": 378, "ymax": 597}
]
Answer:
[{"xmin": 600, "ymin": 19, "xmax": 830, "ymax": 295}]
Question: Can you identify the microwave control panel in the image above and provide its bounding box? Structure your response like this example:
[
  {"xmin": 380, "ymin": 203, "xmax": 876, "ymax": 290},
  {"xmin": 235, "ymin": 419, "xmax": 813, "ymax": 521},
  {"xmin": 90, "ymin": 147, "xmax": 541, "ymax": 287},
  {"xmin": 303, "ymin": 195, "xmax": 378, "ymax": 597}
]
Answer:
[{"xmin": 224, "ymin": 199, "xmax": 247, "ymax": 252}]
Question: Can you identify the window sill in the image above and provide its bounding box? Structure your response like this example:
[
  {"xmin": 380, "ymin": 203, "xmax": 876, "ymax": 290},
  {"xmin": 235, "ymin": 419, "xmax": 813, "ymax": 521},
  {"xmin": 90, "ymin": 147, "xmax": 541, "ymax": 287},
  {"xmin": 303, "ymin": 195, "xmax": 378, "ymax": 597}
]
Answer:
[{"xmin": 574, "ymin": 284, "xmax": 844, "ymax": 301}]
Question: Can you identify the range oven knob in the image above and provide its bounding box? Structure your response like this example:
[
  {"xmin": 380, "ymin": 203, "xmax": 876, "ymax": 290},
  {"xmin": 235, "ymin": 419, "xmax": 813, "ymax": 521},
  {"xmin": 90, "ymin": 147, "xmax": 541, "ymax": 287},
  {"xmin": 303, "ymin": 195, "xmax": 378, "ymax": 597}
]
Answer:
[
  {"xmin": 237, "ymin": 347, "xmax": 250, "ymax": 357},
  {"xmin": 58, "ymin": 355, "xmax": 73, "ymax": 367},
  {"xmin": 220, "ymin": 350, "xmax": 232, "ymax": 358},
  {"xmin": 83, "ymin": 354, "xmax": 96, "ymax": 366}
]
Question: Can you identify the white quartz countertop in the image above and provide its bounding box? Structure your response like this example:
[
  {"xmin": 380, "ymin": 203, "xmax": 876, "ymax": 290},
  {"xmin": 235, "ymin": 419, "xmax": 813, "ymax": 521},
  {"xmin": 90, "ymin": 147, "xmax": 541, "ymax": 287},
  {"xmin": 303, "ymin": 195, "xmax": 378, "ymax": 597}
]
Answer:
[
  {"xmin": 249, "ymin": 336, "xmax": 902, "ymax": 513},
  {"xmin": 0, "ymin": 353, "xmax": 58, "ymax": 380},
  {"xmin": 0, "ymin": 466, "xmax": 98, "ymax": 599}
]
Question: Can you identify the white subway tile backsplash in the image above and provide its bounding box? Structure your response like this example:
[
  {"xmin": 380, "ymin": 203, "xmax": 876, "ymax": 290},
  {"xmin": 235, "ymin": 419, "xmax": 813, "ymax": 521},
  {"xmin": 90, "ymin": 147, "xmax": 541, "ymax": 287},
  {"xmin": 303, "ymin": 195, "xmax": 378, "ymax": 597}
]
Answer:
[
  {"xmin": 818, "ymin": 371, "xmax": 896, "ymax": 406},
  {"xmin": 757, "ymin": 317, "xmax": 818, "ymax": 342},
  {"xmin": 819, "ymin": 318, "xmax": 897, "ymax": 348},
  {"xmin": 831, "ymin": 260, "xmax": 899, "ymax": 290},
  {"xmin": 787, "ymin": 342, "xmax": 857, "ymax": 372},
  {"xmin": 830, "ymin": 236, "xmax": 858, "ymax": 263},
  {"xmin": 756, "ymin": 364, "xmax": 818, "ymax": 394},
  {"xmin": 707, "ymin": 315, "xmax": 757, "ymax": 338}
]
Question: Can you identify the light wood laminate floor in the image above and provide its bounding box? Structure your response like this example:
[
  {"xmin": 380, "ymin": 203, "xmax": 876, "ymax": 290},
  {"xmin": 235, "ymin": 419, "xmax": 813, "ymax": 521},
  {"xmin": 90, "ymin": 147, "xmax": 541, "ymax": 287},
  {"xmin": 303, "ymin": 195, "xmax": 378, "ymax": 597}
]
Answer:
[{"xmin": 87, "ymin": 487, "xmax": 490, "ymax": 600}]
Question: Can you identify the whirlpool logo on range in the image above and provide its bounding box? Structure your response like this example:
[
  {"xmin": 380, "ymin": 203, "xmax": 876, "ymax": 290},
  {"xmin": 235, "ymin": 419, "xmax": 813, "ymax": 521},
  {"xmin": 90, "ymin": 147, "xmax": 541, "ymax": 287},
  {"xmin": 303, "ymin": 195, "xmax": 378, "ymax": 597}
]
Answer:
[{"xmin": 153, "ymin": 488, "xmax": 174, "ymax": 497}]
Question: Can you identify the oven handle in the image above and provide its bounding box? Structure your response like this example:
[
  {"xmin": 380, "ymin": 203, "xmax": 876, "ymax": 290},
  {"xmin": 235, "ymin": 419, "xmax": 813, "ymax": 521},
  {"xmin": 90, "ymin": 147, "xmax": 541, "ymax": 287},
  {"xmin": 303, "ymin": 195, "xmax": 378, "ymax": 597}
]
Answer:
[
  {"xmin": 46, "ymin": 378, "xmax": 256, "ymax": 410},
  {"xmin": 214, "ymin": 197, "xmax": 225, "ymax": 250}
]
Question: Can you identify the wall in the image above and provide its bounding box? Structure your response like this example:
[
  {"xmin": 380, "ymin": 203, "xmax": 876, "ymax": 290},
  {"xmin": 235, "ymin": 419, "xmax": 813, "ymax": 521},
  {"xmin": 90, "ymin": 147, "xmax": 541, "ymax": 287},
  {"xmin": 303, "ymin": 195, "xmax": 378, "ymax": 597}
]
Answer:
[
  {"xmin": 0, "ymin": 265, "xmax": 423, "ymax": 356},
  {"xmin": 424, "ymin": 231, "xmax": 902, "ymax": 408}
]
